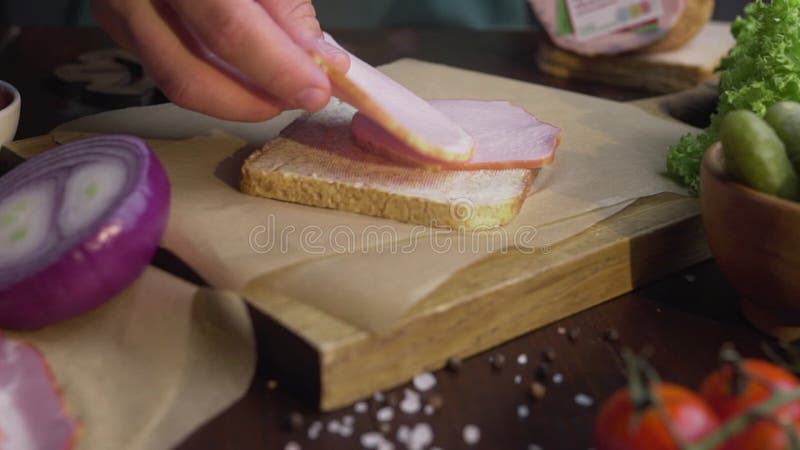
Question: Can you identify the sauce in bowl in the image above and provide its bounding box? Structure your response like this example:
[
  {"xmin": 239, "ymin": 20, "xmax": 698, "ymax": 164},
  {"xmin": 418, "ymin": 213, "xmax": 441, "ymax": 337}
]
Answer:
[
  {"xmin": 0, "ymin": 86, "xmax": 13, "ymax": 111},
  {"xmin": 0, "ymin": 81, "xmax": 21, "ymax": 146}
]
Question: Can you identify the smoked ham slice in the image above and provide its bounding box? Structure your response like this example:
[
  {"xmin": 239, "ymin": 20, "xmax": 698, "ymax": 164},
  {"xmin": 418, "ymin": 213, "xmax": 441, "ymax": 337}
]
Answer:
[
  {"xmin": 0, "ymin": 334, "xmax": 78, "ymax": 449},
  {"xmin": 529, "ymin": 0, "xmax": 687, "ymax": 56},
  {"xmin": 352, "ymin": 100, "xmax": 560, "ymax": 170},
  {"xmin": 313, "ymin": 35, "xmax": 475, "ymax": 163}
]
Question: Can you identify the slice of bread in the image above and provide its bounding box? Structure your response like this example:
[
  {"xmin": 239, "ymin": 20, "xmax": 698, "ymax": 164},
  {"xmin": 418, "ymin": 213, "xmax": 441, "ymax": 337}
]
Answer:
[
  {"xmin": 240, "ymin": 100, "xmax": 534, "ymax": 230},
  {"xmin": 642, "ymin": 0, "xmax": 715, "ymax": 54},
  {"xmin": 535, "ymin": 22, "xmax": 733, "ymax": 94}
]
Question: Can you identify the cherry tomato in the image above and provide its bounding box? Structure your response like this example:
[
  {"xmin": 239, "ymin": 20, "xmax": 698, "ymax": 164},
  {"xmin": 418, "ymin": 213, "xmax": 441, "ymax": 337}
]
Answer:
[
  {"xmin": 595, "ymin": 383, "xmax": 719, "ymax": 450},
  {"xmin": 722, "ymin": 417, "xmax": 800, "ymax": 450},
  {"xmin": 700, "ymin": 359, "xmax": 800, "ymax": 420}
]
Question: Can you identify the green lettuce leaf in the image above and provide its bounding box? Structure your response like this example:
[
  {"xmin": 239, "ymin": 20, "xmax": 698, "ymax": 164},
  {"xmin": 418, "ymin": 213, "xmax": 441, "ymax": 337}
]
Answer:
[{"xmin": 666, "ymin": 0, "xmax": 800, "ymax": 193}]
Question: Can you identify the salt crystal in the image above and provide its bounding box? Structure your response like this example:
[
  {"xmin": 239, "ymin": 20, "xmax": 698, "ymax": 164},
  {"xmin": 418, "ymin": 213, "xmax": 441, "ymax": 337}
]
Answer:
[
  {"xmin": 343, "ymin": 415, "xmax": 355, "ymax": 425},
  {"xmin": 424, "ymin": 404, "xmax": 435, "ymax": 415},
  {"xmin": 517, "ymin": 353, "xmax": 528, "ymax": 365},
  {"xmin": 340, "ymin": 425, "xmax": 354, "ymax": 437},
  {"xmin": 354, "ymin": 401, "xmax": 368, "ymax": 413},
  {"xmin": 413, "ymin": 372, "xmax": 437, "ymax": 392},
  {"xmin": 373, "ymin": 392, "xmax": 385, "ymax": 402},
  {"xmin": 377, "ymin": 442, "xmax": 395, "ymax": 450},
  {"xmin": 327, "ymin": 420, "xmax": 341, "ymax": 434},
  {"xmin": 361, "ymin": 431, "xmax": 385, "ymax": 448},
  {"xmin": 397, "ymin": 425, "xmax": 411, "ymax": 443},
  {"xmin": 400, "ymin": 389, "xmax": 422, "ymax": 414},
  {"xmin": 529, "ymin": 445, "xmax": 543, "ymax": 450},
  {"xmin": 557, "ymin": 326, "xmax": 566, "ymax": 335},
  {"xmin": 307, "ymin": 421, "xmax": 323, "ymax": 440},
  {"xmin": 463, "ymin": 424, "xmax": 481, "ymax": 445},
  {"xmin": 552, "ymin": 373, "xmax": 564, "ymax": 384},
  {"xmin": 514, "ymin": 374, "xmax": 522, "ymax": 384},
  {"xmin": 284, "ymin": 442, "xmax": 301, "ymax": 450},
  {"xmin": 376, "ymin": 406, "xmax": 394, "ymax": 422},
  {"xmin": 407, "ymin": 423, "xmax": 434, "ymax": 450},
  {"xmin": 517, "ymin": 404, "xmax": 530, "ymax": 419},
  {"xmin": 575, "ymin": 393, "xmax": 595, "ymax": 407}
]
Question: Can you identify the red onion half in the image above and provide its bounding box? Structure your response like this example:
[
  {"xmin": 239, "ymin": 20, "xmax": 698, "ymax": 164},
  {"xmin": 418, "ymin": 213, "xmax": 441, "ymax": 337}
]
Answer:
[{"xmin": 0, "ymin": 135, "xmax": 170, "ymax": 329}]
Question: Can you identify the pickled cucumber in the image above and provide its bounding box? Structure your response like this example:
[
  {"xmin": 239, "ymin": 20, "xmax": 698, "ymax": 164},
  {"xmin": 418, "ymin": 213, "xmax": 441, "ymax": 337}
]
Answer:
[
  {"xmin": 765, "ymin": 101, "xmax": 800, "ymax": 173},
  {"xmin": 720, "ymin": 110, "xmax": 800, "ymax": 200}
]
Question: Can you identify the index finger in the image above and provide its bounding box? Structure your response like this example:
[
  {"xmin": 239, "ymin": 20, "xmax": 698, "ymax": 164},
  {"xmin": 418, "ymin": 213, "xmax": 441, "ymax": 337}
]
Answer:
[{"xmin": 167, "ymin": 0, "xmax": 332, "ymax": 112}]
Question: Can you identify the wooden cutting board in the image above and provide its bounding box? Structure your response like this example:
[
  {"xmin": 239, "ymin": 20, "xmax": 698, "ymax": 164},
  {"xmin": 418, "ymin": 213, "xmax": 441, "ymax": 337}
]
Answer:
[{"xmin": 4, "ymin": 87, "xmax": 711, "ymax": 411}]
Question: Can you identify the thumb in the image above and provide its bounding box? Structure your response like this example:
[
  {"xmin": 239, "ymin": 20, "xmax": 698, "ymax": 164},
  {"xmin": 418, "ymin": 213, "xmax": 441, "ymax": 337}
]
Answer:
[{"xmin": 258, "ymin": 0, "xmax": 351, "ymax": 73}]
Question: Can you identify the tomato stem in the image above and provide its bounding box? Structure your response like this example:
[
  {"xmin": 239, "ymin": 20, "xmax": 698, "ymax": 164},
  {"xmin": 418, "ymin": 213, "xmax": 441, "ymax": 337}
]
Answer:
[
  {"xmin": 685, "ymin": 388, "xmax": 800, "ymax": 450},
  {"xmin": 719, "ymin": 343, "xmax": 748, "ymax": 396},
  {"xmin": 623, "ymin": 349, "xmax": 653, "ymax": 410},
  {"xmin": 622, "ymin": 349, "xmax": 690, "ymax": 448}
]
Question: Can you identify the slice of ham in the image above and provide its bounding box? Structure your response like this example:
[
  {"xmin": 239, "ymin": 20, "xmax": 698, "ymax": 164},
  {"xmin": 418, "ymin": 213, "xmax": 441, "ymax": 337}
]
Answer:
[
  {"xmin": 312, "ymin": 34, "xmax": 475, "ymax": 163},
  {"xmin": 352, "ymin": 100, "xmax": 560, "ymax": 170},
  {"xmin": 0, "ymin": 334, "xmax": 78, "ymax": 450},
  {"xmin": 530, "ymin": 0, "xmax": 687, "ymax": 56}
]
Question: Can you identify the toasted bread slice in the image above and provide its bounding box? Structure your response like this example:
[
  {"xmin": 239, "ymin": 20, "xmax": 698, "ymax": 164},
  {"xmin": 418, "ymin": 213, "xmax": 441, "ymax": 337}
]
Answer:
[{"xmin": 241, "ymin": 101, "xmax": 534, "ymax": 230}]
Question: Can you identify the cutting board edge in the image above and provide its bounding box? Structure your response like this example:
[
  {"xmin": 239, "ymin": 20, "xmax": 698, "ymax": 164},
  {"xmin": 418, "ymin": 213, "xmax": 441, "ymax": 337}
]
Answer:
[{"xmin": 315, "ymin": 199, "xmax": 708, "ymax": 410}]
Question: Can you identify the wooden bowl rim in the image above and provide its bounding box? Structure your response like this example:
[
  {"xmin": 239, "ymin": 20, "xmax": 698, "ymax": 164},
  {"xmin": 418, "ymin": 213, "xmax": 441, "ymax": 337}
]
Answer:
[{"xmin": 702, "ymin": 142, "xmax": 800, "ymax": 213}]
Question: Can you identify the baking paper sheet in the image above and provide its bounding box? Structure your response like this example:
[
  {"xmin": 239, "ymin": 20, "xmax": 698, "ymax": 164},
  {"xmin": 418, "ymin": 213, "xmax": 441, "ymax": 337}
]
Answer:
[
  {"xmin": 46, "ymin": 59, "xmax": 695, "ymax": 332},
  {"xmin": 7, "ymin": 267, "xmax": 255, "ymax": 450}
]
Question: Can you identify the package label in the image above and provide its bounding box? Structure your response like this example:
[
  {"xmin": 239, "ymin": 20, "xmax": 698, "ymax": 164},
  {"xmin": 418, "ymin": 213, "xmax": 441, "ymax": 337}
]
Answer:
[{"xmin": 564, "ymin": 0, "xmax": 664, "ymax": 41}]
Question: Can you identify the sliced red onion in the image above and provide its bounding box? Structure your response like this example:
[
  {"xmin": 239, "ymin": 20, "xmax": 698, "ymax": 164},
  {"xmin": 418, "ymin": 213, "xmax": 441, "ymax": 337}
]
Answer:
[
  {"xmin": 0, "ymin": 135, "xmax": 170, "ymax": 329},
  {"xmin": 0, "ymin": 333, "xmax": 78, "ymax": 449}
]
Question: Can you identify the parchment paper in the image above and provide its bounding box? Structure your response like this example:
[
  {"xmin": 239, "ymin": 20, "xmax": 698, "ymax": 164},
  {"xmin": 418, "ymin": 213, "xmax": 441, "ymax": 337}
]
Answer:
[
  {"xmin": 8, "ymin": 267, "xmax": 255, "ymax": 450},
  {"xmin": 50, "ymin": 59, "xmax": 697, "ymax": 332}
]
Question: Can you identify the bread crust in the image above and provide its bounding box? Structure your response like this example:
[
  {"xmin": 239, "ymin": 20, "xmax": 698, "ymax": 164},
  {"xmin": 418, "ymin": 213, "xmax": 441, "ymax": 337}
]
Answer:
[{"xmin": 642, "ymin": 0, "xmax": 715, "ymax": 53}]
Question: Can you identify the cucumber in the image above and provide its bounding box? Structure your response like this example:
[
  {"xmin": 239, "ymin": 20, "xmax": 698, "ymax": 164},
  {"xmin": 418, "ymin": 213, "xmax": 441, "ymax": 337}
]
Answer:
[
  {"xmin": 720, "ymin": 110, "xmax": 800, "ymax": 200},
  {"xmin": 764, "ymin": 101, "xmax": 800, "ymax": 173}
]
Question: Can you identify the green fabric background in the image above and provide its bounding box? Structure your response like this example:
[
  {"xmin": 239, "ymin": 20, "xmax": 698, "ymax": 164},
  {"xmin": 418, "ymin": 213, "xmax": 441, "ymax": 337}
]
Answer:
[
  {"xmin": 1, "ymin": 0, "xmax": 534, "ymax": 28},
  {"xmin": 0, "ymin": 0, "xmax": 752, "ymax": 28},
  {"xmin": 315, "ymin": 0, "xmax": 534, "ymax": 29}
]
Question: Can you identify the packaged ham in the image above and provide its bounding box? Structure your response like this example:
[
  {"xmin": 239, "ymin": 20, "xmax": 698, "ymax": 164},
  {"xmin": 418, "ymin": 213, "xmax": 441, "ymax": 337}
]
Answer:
[{"xmin": 529, "ymin": 0, "xmax": 714, "ymax": 56}]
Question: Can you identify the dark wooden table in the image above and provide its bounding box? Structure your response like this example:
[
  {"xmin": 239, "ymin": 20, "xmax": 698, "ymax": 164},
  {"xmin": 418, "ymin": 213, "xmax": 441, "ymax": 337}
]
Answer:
[{"xmin": 0, "ymin": 18, "xmax": 773, "ymax": 450}]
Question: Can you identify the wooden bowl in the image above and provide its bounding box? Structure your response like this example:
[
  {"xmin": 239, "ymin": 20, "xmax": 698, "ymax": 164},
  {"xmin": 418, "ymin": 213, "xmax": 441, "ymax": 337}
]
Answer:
[
  {"xmin": 701, "ymin": 142, "xmax": 800, "ymax": 340},
  {"xmin": 0, "ymin": 80, "xmax": 20, "ymax": 147}
]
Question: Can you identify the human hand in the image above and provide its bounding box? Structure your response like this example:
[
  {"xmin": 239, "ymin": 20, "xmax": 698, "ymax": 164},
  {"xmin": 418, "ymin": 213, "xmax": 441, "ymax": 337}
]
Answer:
[{"xmin": 92, "ymin": 0, "xmax": 350, "ymax": 121}]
